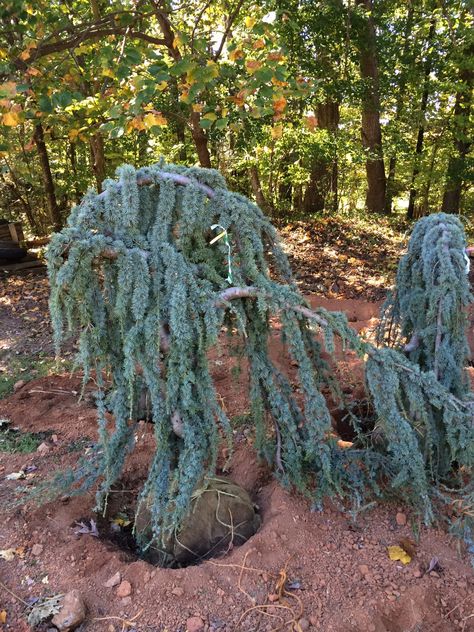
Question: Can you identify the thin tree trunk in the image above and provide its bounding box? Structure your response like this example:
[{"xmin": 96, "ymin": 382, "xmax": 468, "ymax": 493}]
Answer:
[
  {"xmin": 407, "ymin": 19, "xmax": 435, "ymax": 220},
  {"xmin": 249, "ymin": 165, "xmax": 269, "ymax": 212},
  {"xmin": 355, "ymin": 0, "xmax": 387, "ymax": 214},
  {"xmin": 385, "ymin": 3, "xmax": 414, "ymax": 213},
  {"xmin": 441, "ymin": 46, "xmax": 473, "ymax": 214},
  {"xmin": 190, "ymin": 111, "xmax": 211, "ymax": 167},
  {"xmin": 33, "ymin": 123, "xmax": 62, "ymax": 230},
  {"xmin": 89, "ymin": 132, "xmax": 106, "ymax": 191},
  {"xmin": 303, "ymin": 101, "xmax": 340, "ymax": 214},
  {"xmin": 176, "ymin": 121, "xmax": 187, "ymax": 162}
]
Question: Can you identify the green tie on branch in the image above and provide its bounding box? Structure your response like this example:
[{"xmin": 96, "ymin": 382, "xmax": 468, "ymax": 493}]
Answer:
[{"xmin": 44, "ymin": 162, "xmax": 473, "ymax": 552}]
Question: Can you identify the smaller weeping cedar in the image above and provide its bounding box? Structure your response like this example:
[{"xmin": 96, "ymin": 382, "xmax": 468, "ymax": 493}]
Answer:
[
  {"xmin": 377, "ymin": 212, "xmax": 474, "ymax": 536},
  {"xmin": 378, "ymin": 213, "xmax": 472, "ymax": 397},
  {"xmin": 46, "ymin": 164, "xmax": 474, "ymax": 548}
]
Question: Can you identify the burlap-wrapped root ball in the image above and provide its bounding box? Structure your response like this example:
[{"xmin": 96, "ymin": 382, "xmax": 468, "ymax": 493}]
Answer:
[{"xmin": 135, "ymin": 477, "xmax": 260, "ymax": 566}]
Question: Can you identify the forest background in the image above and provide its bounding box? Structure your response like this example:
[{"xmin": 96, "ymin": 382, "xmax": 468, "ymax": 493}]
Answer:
[{"xmin": 0, "ymin": 0, "xmax": 472, "ymax": 235}]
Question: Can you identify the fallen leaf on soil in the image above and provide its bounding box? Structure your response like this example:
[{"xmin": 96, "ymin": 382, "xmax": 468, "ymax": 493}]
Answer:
[
  {"xmin": 27, "ymin": 594, "xmax": 62, "ymax": 628},
  {"xmin": 388, "ymin": 545, "xmax": 411, "ymax": 565},
  {"xmin": 111, "ymin": 514, "xmax": 131, "ymax": 527},
  {"xmin": 0, "ymin": 610, "xmax": 6, "ymax": 623},
  {"xmin": 74, "ymin": 519, "xmax": 99, "ymax": 537},
  {"xmin": 5, "ymin": 470, "xmax": 26, "ymax": 480},
  {"xmin": 0, "ymin": 549, "xmax": 17, "ymax": 561}
]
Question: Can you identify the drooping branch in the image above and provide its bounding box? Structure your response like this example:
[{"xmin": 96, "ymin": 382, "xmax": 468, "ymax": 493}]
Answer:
[{"xmin": 98, "ymin": 171, "xmax": 216, "ymax": 200}]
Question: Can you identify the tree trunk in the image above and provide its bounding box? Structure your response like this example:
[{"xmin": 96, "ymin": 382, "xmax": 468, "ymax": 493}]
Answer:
[
  {"xmin": 441, "ymin": 46, "xmax": 473, "ymax": 214},
  {"xmin": 176, "ymin": 121, "xmax": 187, "ymax": 162},
  {"xmin": 33, "ymin": 123, "xmax": 62, "ymax": 231},
  {"xmin": 249, "ymin": 165, "xmax": 269, "ymax": 212},
  {"xmin": 303, "ymin": 101, "xmax": 340, "ymax": 214},
  {"xmin": 407, "ymin": 19, "xmax": 435, "ymax": 220},
  {"xmin": 190, "ymin": 111, "xmax": 211, "ymax": 168},
  {"xmin": 89, "ymin": 132, "xmax": 106, "ymax": 191},
  {"xmin": 385, "ymin": 3, "xmax": 414, "ymax": 213},
  {"xmin": 355, "ymin": 0, "xmax": 386, "ymax": 214}
]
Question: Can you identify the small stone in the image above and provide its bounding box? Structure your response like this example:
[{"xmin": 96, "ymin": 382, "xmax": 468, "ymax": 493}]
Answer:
[
  {"xmin": 37, "ymin": 442, "xmax": 50, "ymax": 455},
  {"xmin": 103, "ymin": 572, "xmax": 121, "ymax": 588},
  {"xmin": 172, "ymin": 587, "xmax": 184, "ymax": 597},
  {"xmin": 430, "ymin": 571, "xmax": 440, "ymax": 578},
  {"xmin": 51, "ymin": 589, "xmax": 86, "ymax": 631},
  {"xmin": 309, "ymin": 617, "xmax": 319, "ymax": 626},
  {"xmin": 396, "ymin": 512, "xmax": 407, "ymax": 526},
  {"xmin": 298, "ymin": 618, "xmax": 310, "ymax": 630},
  {"xmin": 368, "ymin": 624, "xmax": 376, "ymax": 632},
  {"xmin": 413, "ymin": 568, "xmax": 422, "ymax": 578},
  {"xmin": 358, "ymin": 564, "xmax": 370, "ymax": 576},
  {"xmin": 268, "ymin": 594, "xmax": 279, "ymax": 602},
  {"xmin": 186, "ymin": 616, "xmax": 205, "ymax": 632},
  {"xmin": 31, "ymin": 543, "xmax": 43, "ymax": 556},
  {"xmin": 116, "ymin": 580, "xmax": 132, "ymax": 598},
  {"xmin": 52, "ymin": 434, "xmax": 59, "ymax": 443},
  {"xmin": 13, "ymin": 379, "xmax": 26, "ymax": 392},
  {"xmin": 121, "ymin": 596, "xmax": 132, "ymax": 606}
]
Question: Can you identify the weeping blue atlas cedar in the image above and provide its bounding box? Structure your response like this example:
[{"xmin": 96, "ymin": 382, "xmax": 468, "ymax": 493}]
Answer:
[{"xmin": 46, "ymin": 162, "xmax": 473, "ymax": 551}]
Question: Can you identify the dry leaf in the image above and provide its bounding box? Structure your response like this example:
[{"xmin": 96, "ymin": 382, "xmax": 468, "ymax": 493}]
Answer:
[
  {"xmin": 0, "ymin": 549, "xmax": 16, "ymax": 561},
  {"xmin": 6, "ymin": 470, "xmax": 26, "ymax": 480},
  {"xmin": 0, "ymin": 610, "xmax": 6, "ymax": 624},
  {"xmin": 388, "ymin": 545, "xmax": 411, "ymax": 565}
]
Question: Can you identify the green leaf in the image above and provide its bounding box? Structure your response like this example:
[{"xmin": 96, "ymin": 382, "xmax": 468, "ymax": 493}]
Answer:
[
  {"xmin": 110, "ymin": 126, "xmax": 125, "ymax": 139},
  {"xmin": 215, "ymin": 117, "xmax": 229, "ymax": 130},
  {"xmin": 38, "ymin": 95, "xmax": 52, "ymax": 113},
  {"xmin": 169, "ymin": 58, "xmax": 194, "ymax": 76},
  {"xmin": 199, "ymin": 118, "xmax": 213, "ymax": 129}
]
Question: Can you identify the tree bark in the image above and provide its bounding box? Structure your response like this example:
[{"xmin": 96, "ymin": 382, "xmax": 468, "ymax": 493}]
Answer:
[
  {"xmin": 407, "ymin": 19, "xmax": 435, "ymax": 220},
  {"xmin": 385, "ymin": 3, "xmax": 414, "ymax": 213},
  {"xmin": 249, "ymin": 165, "xmax": 269, "ymax": 212},
  {"xmin": 303, "ymin": 101, "xmax": 340, "ymax": 214},
  {"xmin": 441, "ymin": 46, "xmax": 473, "ymax": 214},
  {"xmin": 355, "ymin": 0, "xmax": 386, "ymax": 214},
  {"xmin": 89, "ymin": 132, "xmax": 106, "ymax": 192},
  {"xmin": 190, "ymin": 111, "xmax": 212, "ymax": 168},
  {"xmin": 33, "ymin": 123, "xmax": 62, "ymax": 230}
]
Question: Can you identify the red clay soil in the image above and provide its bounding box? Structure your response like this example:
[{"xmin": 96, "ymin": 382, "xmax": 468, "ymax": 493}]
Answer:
[{"xmin": 1, "ymin": 297, "xmax": 473, "ymax": 632}]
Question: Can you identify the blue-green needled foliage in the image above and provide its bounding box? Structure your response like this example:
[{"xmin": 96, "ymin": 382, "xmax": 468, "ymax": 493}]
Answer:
[{"xmin": 46, "ymin": 165, "xmax": 473, "ymax": 551}]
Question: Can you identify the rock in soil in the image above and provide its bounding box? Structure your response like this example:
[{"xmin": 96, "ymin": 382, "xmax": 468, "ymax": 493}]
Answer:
[
  {"xmin": 51, "ymin": 590, "xmax": 86, "ymax": 631},
  {"xmin": 103, "ymin": 571, "xmax": 121, "ymax": 588},
  {"xmin": 31, "ymin": 543, "xmax": 43, "ymax": 556},
  {"xmin": 186, "ymin": 616, "xmax": 205, "ymax": 632},
  {"xmin": 116, "ymin": 580, "xmax": 132, "ymax": 597}
]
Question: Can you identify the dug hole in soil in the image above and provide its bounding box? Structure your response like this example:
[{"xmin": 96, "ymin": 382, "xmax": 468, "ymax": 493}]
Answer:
[{"xmin": 1, "ymin": 296, "xmax": 473, "ymax": 632}]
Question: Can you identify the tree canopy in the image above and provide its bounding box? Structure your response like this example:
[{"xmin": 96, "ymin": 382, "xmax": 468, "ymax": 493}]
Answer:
[{"xmin": 0, "ymin": 0, "xmax": 472, "ymax": 233}]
